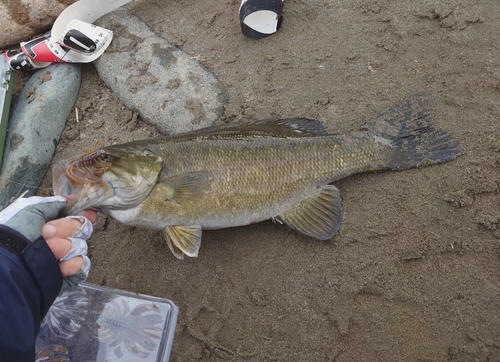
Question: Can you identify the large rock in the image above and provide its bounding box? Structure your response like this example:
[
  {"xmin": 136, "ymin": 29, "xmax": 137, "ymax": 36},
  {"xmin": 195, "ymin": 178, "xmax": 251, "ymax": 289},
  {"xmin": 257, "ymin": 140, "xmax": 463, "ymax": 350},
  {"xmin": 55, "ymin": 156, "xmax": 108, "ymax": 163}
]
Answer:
[
  {"xmin": 0, "ymin": 63, "xmax": 82, "ymax": 209},
  {"xmin": 0, "ymin": 0, "xmax": 77, "ymax": 48},
  {"xmin": 94, "ymin": 9, "xmax": 227, "ymax": 135}
]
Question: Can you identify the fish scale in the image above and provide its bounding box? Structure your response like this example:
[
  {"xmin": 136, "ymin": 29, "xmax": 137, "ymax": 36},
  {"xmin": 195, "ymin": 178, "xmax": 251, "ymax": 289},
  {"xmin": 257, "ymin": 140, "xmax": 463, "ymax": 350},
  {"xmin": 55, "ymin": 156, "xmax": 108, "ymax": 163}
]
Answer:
[{"xmin": 143, "ymin": 135, "xmax": 383, "ymax": 219}]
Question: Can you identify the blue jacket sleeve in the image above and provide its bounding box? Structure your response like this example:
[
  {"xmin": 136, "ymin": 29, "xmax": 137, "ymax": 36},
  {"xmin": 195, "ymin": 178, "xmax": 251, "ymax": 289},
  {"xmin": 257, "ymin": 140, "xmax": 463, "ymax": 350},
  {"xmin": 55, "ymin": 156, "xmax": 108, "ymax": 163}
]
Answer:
[{"xmin": 0, "ymin": 224, "xmax": 63, "ymax": 361}]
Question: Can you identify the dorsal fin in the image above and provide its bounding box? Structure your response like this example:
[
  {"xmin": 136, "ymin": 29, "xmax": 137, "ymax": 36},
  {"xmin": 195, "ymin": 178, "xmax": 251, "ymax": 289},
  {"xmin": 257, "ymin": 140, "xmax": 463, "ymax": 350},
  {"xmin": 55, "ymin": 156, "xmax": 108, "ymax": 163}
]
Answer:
[
  {"xmin": 111, "ymin": 118, "xmax": 330, "ymax": 151},
  {"xmin": 240, "ymin": 118, "xmax": 328, "ymax": 135},
  {"xmin": 189, "ymin": 118, "xmax": 328, "ymax": 137}
]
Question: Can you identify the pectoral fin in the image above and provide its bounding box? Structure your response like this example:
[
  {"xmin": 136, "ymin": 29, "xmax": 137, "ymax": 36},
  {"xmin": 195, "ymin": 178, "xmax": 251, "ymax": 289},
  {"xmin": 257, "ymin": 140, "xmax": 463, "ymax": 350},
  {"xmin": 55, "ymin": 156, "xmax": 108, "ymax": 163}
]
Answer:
[
  {"xmin": 273, "ymin": 185, "xmax": 342, "ymax": 240},
  {"xmin": 160, "ymin": 171, "xmax": 213, "ymax": 202},
  {"xmin": 164, "ymin": 225, "xmax": 202, "ymax": 259}
]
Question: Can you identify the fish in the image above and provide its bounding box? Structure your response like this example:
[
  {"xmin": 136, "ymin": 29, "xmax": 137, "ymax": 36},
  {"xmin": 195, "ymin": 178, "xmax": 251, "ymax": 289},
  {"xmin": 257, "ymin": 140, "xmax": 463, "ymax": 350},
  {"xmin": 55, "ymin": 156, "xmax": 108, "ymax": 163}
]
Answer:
[{"xmin": 53, "ymin": 93, "xmax": 461, "ymax": 259}]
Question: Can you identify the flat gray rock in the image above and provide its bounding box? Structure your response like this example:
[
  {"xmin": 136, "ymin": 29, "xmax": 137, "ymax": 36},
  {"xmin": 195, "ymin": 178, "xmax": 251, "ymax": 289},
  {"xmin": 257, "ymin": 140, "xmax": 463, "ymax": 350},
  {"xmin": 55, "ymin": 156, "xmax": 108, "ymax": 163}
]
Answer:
[
  {"xmin": 0, "ymin": 64, "xmax": 81, "ymax": 209},
  {"xmin": 94, "ymin": 9, "xmax": 227, "ymax": 135}
]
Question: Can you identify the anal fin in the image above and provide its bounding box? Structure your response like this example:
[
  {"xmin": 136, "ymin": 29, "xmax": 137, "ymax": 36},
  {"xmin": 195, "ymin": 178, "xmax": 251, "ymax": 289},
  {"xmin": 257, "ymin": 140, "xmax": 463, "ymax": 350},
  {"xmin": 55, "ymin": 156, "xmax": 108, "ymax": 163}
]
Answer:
[
  {"xmin": 273, "ymin": 185, "xmax": 342, "ymax": 240},
  {"xmin": 164, "ymin": 225, "xmax": 202, "ymax": 259}
]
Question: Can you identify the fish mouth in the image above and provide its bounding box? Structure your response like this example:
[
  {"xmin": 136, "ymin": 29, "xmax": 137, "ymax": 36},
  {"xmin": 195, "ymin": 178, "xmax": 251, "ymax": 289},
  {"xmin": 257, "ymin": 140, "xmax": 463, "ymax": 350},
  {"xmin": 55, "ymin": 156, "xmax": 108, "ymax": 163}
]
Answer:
[
  {"xmin": 52, "ymin": 157, "xmax": 112, "ymax": 216},
  {"xmin": 53, "ymin": 142, "xmax": 112, "ymax": 198},
  {"xmin": 53, "ymin": 159, "xmax": 113, "ymax": 216}
]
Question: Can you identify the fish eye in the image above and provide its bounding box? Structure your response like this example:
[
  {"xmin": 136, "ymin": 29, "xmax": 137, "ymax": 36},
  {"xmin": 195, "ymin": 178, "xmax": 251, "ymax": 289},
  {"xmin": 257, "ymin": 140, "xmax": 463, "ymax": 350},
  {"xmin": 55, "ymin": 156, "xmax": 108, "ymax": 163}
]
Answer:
[{"xmin": 99, "ymin": 151, "xmax": 108, "ymax": 162}]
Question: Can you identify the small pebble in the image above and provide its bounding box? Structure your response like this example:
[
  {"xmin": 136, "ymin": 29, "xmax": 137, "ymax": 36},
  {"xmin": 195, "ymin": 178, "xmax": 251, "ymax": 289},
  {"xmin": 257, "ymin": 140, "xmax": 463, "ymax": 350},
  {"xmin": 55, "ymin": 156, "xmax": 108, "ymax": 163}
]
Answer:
[{"xmin": 401, "ymin": 251, "xmax": 423, "ymax": 262}]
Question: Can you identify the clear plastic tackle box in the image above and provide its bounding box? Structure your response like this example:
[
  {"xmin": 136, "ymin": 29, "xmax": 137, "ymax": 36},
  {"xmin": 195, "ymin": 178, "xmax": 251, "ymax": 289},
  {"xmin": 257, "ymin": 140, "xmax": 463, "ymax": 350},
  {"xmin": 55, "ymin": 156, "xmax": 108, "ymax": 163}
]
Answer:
[{"xmin": 36, "ymin": 282, "xmax": 178, "ymax": 362}]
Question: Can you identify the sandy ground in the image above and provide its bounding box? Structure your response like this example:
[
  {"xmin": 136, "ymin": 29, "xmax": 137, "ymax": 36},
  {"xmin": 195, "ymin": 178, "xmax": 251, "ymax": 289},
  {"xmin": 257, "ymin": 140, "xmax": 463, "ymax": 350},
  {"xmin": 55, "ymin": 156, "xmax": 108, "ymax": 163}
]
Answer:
[{"xmin": 24, "ymin": 0, "xmax": 500, "ymax": 360}]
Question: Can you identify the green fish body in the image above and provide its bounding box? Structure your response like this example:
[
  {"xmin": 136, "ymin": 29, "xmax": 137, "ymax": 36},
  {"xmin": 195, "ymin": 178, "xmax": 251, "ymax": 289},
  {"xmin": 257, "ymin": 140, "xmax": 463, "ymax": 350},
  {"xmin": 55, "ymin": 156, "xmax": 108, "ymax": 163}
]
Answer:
[{"xmin": 55, "ymin": 93, "xmax": 460, "ymax": 259}]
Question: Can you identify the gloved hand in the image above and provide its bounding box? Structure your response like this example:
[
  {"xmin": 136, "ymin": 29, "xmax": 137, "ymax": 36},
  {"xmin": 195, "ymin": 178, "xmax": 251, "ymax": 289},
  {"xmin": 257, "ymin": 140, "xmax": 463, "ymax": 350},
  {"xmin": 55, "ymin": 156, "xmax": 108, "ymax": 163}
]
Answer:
[{"xmin": 0, "ymin": 195, "xmax": 93, "ymax": 293}]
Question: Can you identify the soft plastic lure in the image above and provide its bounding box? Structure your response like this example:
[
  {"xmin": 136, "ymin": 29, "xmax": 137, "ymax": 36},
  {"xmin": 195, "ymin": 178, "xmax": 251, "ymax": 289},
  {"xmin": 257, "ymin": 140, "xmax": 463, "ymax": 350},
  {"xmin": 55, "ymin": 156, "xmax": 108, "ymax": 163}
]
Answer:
[{"xmin": 65, "ymin": 142, "xmax": 112, "ymax": 188}]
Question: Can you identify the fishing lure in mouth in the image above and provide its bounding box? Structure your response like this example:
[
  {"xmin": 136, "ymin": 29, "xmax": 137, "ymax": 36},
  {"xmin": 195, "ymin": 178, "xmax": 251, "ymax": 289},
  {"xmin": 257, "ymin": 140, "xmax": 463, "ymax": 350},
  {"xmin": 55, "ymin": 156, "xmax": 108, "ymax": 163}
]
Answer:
[
  {"xmin": 52, "ymin": 142, "xmax": 113, "ymax": 198},
  {"xmin": 65, "ymin": 142, "xmax": 112, "ymax": 188}
]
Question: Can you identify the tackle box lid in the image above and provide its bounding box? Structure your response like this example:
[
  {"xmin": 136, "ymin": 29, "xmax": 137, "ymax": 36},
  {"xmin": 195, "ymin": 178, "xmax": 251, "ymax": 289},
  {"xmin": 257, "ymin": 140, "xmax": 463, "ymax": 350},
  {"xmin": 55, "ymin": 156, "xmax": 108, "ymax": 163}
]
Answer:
[{"xmin": 35, "ymin": 282, "xmax": 178, "ymax": 362}]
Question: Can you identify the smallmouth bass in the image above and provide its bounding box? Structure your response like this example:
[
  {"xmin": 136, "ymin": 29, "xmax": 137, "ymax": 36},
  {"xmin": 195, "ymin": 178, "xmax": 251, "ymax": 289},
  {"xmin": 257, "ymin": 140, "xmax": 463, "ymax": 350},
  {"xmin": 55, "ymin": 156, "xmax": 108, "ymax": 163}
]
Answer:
[{"xmin": 53, "ymin": 93, "xmax": 461, "ymax": 259}]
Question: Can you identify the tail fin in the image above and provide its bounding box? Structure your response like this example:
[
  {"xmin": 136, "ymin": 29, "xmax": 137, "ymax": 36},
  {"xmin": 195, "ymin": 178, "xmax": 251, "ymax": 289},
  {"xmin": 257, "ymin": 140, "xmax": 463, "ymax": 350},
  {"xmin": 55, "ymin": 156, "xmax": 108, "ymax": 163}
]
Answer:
[{"xmin": 365, "ymin": 92, "xmax": 461, "ymax": 170}]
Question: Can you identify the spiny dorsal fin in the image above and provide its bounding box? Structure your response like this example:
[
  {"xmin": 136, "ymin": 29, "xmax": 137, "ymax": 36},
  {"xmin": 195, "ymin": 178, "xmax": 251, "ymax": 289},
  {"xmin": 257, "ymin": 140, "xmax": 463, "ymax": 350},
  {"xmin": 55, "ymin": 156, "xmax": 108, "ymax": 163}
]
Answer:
[
  {"xmin": 273, "ymin": 185, "xmax": 342, "ymax": 240},
  {"xmin": 187, "ymin": 118, "xmax": 328, "ymax": 137},
  {"xmin": 164, "ymin": 225, "xmax": 202, "ymax": 259}
]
